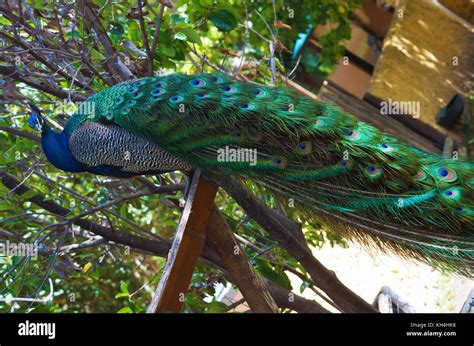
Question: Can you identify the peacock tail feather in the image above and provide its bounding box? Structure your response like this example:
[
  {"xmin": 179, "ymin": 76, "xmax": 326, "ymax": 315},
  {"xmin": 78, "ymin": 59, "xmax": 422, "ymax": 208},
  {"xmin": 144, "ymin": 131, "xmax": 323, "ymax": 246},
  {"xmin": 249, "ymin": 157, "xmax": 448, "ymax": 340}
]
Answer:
[{"xmin": 61, "ymin": 72, "xmax": 474, "ymax": 277}]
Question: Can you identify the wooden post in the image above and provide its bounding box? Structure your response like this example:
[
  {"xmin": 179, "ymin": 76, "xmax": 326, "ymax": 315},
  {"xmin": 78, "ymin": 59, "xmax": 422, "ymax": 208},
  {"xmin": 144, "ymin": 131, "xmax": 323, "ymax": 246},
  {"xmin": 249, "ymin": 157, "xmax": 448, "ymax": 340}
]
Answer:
[
  {"xmin": 206, "ymin": 205, "xmax": 280, "ymax": 313},
  {"xmin": 147, "ymin": 170, "xmax": 218, "ymax": 313}
]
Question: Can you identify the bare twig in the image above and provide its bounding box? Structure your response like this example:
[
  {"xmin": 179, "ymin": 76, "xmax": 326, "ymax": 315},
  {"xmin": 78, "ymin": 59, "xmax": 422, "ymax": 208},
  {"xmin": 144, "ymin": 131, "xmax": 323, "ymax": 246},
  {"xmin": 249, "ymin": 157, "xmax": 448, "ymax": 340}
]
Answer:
[{"xmin": 137, "ymin": 0, "xmax": 153, "ymax": 76}]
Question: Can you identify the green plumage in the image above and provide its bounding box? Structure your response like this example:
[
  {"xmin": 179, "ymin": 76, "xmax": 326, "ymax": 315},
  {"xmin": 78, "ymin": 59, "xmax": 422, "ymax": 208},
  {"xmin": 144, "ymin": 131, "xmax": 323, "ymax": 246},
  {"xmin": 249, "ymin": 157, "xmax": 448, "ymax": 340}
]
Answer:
[{"xmin": 65, "ymin": 72, "xmax": 474, "ymax": 277}]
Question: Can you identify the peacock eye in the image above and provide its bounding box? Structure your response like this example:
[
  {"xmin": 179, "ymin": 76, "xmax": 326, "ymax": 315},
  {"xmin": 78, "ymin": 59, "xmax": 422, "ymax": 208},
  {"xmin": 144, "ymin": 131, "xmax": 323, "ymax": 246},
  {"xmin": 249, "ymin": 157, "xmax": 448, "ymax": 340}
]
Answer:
[
  {"xmin": 196, "ymin": 93, "xmax": 205, "ymax": 98},
  {"xmin": 128, "ymin": 87, "xmax": 139, "ymax": 94},
  {"xmin": 151, "ymin": 81, "xmax": 166, "ymax": 88},
  {"xmin": 133, "ymin": 80, "xmax": 146, "ymax": 87},
  {"xmin": 366, "ymin": 165, "xmax": 381, "ymax": 177},
  {"xmin": 345, "ymin": 129, "xmax": 361, "ymax": 140},
  {"xmin": 437, "ymin": 167, "xmax": 457, "ymax": 182},
  {"xmin": 190, "ymin": 79, "xmax": 206, "ymax": 87},
  {"xmin": 151, "ymin": 88, "xmax": 165, "ymax": 96},
  {"xmin": 222, "ymin": 85, "xmax": 236, "ymax": 93},
  {"xmin": 169, "ymin": 95, "xmax": 184, "ymax": 103},
  {"xmin": 338, "ymin": 159, "xmax": 351, "ymax": 168}
]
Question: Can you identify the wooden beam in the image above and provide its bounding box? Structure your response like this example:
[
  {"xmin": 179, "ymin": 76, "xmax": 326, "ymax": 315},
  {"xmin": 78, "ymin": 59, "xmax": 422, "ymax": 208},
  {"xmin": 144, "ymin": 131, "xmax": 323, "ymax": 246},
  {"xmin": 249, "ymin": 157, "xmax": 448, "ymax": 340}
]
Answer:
[
  {"xmin": 320, "ymin": 82, "xmax": 442, "ymax": 153},
  {"xmin": 147, "ymin": 171, "xmax": 218, "ymax": 313},
  {"xmin": 206, "ymin": 205, "xmax": 280, "ymax": 313},
  {"xmin": 280, "ymin": 74, "xmax": 442, "ymax": 153}
]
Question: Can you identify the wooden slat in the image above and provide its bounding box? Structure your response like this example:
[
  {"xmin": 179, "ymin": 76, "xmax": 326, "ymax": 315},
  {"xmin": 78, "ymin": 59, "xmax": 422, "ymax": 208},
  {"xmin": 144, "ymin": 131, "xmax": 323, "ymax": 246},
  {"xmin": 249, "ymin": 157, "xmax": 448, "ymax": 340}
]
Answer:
[
  {"xmin": 281, "ymin": 74, "xmax": 442, "ymax": 153},
  {"xmin": 319, "ymin": 81, "xmax": 442, "ymax": 153},
  {"xmin": 206, "ymin": 205, "xmax": 280, "ymax": 313},
  {"xmin": 147, "ymin": 170, "xmax": 218, "ymax": 313}
]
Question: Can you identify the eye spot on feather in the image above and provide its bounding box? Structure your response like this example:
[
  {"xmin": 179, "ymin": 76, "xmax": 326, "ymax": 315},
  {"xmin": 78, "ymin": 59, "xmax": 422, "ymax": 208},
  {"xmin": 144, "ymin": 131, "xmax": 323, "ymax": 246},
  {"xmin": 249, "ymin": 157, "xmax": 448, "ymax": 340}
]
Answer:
[
  {"xmin": 196, "ymin": 93, "xmax": 206, "ymax": 98},
  {"xmin": 190, "ymin": 79, "xmax": 206, "ymax": 87},
  {"xmin": 345, "ymin": 130, "xmax": 361, "ymax": 140},
  {"xmin": 105, "ymin": 111, "xmax": 114, "ymax": 120},
  {"xmin": 115, "ymin": 96, "xmax": 125, "ymax": 105},
  {"xmin": 241, "ymin": 103, "xmax": 256, "ymax": 110},
  {"xmin": 380, "ymin": 143, "xmax": 394, "ymax": 151},
  {"xmin": 337, "ymin": 159, "xmax": 353, "ymax": 170},
  {"xmin": 455, "ymin": 206, "xmax": 463, "ymax": 213},
  {"xmin": 295, "ymin": 141, "xmax": 312, "ymax": 155},
  {"xmin": 170, "ymin": 95, "xmax": 184, "ymax": 103},
  {"xmin": 151, "ymin": 81, "xmax": 167, "ymax": 88},
  {"xmin": 128, "ymin": 87, "xmax": 139, "ymax": 94},
  {"xmin": 414, "ymin": 169, "xmax": 427, "ymax": 180},
  {"xmin": 131, "ymin": 91, "xmax": 143, "ymax": 99},
  {"xmin": 366, "ymin": 165, "xmax": 382, "ymax": 178},
  {"xmin": 151, "ymin": 88, "xmax": 165, "ymax": 96},
  {"xmin": 221, "ymin": 85, "xmax": 236, "ymax": 93},
  {"xmin": 127, "ymin": 99, "xmax": 136, "ymax": 107},
  {"xmin": 442, "ymin": 188, "xmax": 461, "ymax": 201},
  {"xmin": 437, "ymin": 168, "xmax": 457, "ymax": 182},
  {"xmin": 253, "ymin": 88, "xmax": 267, "ymax": 98},
  {"xmin": 132, "ymin": 80, "xmax": 146, "ymax": 87},
  {"xmin": 272, "ymin": 158, "xmax": 287, "ymax": 169},
  {"xmin": 121, "ymin": 107, "xmax": 131, "ymax": 114},
  {"xmin": 315, "ymin": 119, "xmax": 322, "ymax": 125}
]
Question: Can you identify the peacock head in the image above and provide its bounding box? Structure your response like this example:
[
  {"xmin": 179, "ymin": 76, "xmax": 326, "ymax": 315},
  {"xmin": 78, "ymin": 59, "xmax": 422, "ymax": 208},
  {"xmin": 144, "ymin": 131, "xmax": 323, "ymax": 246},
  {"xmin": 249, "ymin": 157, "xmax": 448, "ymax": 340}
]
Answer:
[{"xmin": 27, "ymin": 103, "xmax": 45, "ymax": 132}]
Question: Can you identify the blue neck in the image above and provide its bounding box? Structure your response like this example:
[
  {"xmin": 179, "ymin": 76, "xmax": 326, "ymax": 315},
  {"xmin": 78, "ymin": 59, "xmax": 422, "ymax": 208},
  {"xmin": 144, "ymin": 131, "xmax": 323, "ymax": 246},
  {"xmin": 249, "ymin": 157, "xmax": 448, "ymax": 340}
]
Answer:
[{"xmin": 41, "ymin": 126, "xmax": 86, "ymax": 173}]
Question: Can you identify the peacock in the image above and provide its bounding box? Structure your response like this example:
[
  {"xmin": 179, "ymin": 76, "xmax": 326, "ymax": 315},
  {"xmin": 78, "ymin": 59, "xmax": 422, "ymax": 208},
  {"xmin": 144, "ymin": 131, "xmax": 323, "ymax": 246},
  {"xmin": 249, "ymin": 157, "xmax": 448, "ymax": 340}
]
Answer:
[{"xmin": 27, "ymin": 72, "xmax": 474, "ymax": 277}]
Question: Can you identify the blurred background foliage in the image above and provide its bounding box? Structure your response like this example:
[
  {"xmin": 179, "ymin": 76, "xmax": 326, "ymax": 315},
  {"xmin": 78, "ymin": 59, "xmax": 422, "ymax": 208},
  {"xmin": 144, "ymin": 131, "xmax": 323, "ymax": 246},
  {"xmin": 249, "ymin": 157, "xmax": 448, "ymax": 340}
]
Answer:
[{"xmin": 0, "ymin": 0, "xmax": 358, "ymax": 313}]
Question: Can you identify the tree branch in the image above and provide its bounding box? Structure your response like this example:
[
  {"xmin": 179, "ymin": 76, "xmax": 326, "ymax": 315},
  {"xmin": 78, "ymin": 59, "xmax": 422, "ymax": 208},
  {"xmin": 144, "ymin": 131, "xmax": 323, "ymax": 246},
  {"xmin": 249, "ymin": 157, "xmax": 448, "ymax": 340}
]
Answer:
[
  {"xmin": 0, "ymin": 65, "xmax": 86, "ymax": 101},
  {"xmin": 137, "ymin": 0, "xmax": 153, "ymax": 76},
  {"xmin": 77, "ymin": 0, "xmax": 134, "ymax": 82},
  {"xmin": 208, "ymin": 174, "xmax": 377, "ymax": 313}
]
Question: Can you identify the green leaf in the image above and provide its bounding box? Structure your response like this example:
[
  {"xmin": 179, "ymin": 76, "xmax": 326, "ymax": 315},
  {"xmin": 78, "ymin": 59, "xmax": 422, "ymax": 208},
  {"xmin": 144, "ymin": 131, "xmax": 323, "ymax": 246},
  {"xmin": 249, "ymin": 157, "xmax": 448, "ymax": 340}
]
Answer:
[
  {"xmin": 20, "ymin": 190, "xmax": 38, "ymax": 200},
  {"xmin": 208, "ymin": 9, "xmax": 237, "ymax": 32},
  {"xmin": 207, "ymin": 299, "xmax": 224, "ymax": 313},
  {"xmin": 82, "ymin": 262, "xmax": 93, "ymax": 273},
  {"xmin": 179, "ymin": 28, "xmax": 202, "ymax": 44},
  {"xmin": 115, "ymin": 292, "xmax": 129, "ymax": 299},
  {"xmin": 117, "ymin": 306, "xmax": 133, "ymax": 313},
  {"xmin": 127, "ymin": 21, "xmax": 141, "ymax": 43},
  {"xmin": 159, "ymin": 45, "xmax": 176, "ymax": 58},
  {"xmin": 0, "ymin": 201, "xmax": 13, "ymax": 211},
  {"xmin": 120, "ymin": 281, "xmax": 129, "ymax": 294},
  {"xmin": 174, "ymin": 32, "xmax": 187, "ymax": 41}
]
